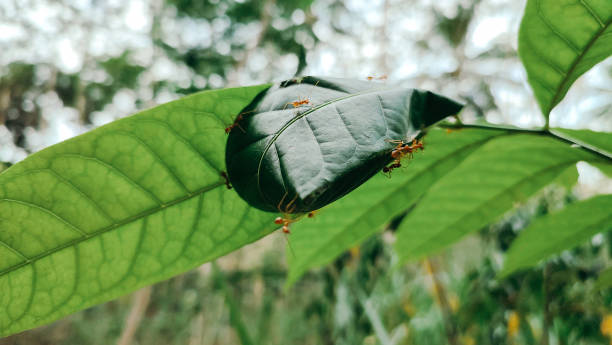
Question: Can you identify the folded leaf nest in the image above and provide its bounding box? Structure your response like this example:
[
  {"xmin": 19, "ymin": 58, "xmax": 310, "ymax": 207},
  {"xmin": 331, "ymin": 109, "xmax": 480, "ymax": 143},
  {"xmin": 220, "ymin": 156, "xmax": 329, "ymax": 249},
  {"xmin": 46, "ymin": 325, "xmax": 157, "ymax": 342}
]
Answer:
[{"xmin": 225, "ymin": 76, "xmax": 463, "ymax": 213}]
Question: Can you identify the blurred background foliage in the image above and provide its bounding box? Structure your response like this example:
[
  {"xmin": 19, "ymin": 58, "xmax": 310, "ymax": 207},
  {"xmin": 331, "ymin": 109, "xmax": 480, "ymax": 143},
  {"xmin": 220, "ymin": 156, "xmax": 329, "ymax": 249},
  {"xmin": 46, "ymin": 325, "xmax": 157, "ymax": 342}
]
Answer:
[{"xmin": 0, "ymin": 0, "xmax": 611, "ymax": 344}]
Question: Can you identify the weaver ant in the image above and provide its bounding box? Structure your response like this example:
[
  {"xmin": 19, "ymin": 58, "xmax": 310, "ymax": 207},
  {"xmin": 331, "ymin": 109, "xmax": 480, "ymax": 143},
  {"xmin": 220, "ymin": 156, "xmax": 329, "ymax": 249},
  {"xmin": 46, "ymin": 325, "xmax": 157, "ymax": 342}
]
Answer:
[
  {"xmin": 224, "ymin": 110, "xmax": 256, "ymax": 134},
  {"xmin": 284, "ymin": 80, "xmax": 320, "ymax": 110},
  {"xmin": 274, "ymin": 192, "xmax": 299, "ymax": 234},
  {"xmin": 220, "ymin": 171, "xmax": 232, "ymax": 189},
  {"xmin": 382, "ymin": 162, "xmax": 402, "ymax": 177},
  {"xmin": 382, "ymin": 139, "xmax": 424, "ymax": 176},
  {"xmin": 367, "ymin": 75, "xmax": 388, "ymax": 81}
]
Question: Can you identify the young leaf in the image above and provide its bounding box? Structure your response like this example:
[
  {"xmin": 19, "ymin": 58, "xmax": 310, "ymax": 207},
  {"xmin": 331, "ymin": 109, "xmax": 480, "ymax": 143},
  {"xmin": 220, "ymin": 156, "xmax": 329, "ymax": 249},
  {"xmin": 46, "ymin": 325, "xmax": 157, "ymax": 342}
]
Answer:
[
  {"xmin": 499, "ymin": 194, "xmax": 612, "ymax": 278},
  {"xmin": 225, "ymin": 76, "xmax": 463, "ymax": 214},
  {"xmin": 0, "ymin": 84, "xmax": 277, "ymax": 337},
  {"xmin": 519, "ymin": 0, "xmax": 612, "ymax": 115},
  {"xmin": 286, "ymin": 128, "xmax": 505, "ymax": 286},
  {"xmin": 394, "ymin": 134, "xmax": 608, "ymax": 262}
]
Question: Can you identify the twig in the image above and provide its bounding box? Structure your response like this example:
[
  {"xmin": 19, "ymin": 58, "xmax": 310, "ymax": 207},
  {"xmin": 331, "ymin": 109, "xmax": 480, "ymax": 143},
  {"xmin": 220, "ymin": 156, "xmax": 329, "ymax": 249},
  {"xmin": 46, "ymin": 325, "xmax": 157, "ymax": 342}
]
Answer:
[
  {"xmin": 116, "ymin": 286, "xmax": 153, "ymax": 345},
  {"xmin": 355, "ymin": 287, "xmax": 393, "ymax": 345}
]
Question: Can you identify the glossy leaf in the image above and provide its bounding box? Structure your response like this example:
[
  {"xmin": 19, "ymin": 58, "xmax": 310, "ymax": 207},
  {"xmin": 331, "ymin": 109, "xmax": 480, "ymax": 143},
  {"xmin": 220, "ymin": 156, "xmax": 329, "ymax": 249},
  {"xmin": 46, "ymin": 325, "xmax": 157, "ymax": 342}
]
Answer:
[
  {"xmin": 394, "ymin": 134, "xmax": 608, "ymax": 262},
  {"xmin": 0, "ymin": 84, "xmax": 276, "ymax": 337},
  {"xmin": 519, "ymin": 0, "xmax": 612, "ymax": 115},
  {"xmin": 500, "ymin": 194, "xmax": 612, "ymax": 278},
  {"xmin": 225, "ymin": 77, "xmax": 463, "ymax": 213},
  {"xmin": 286, "ymin": 128, "xmax": 506, "ymax": 286}
]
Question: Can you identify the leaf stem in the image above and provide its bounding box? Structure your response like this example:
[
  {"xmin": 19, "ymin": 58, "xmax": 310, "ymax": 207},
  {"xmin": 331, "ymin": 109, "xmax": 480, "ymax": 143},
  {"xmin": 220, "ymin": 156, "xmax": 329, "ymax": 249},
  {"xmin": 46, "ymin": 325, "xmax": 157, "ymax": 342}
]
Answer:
[{"xmin": 437, "ymin": 122, "xmax": 612, "ymax": 161}]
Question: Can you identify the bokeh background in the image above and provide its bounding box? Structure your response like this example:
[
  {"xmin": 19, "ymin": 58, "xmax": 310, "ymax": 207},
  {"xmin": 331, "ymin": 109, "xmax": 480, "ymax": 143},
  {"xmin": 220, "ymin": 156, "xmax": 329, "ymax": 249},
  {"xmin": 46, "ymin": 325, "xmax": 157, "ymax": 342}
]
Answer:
[{"xmin": 1, "ymin": 0, "xmax": 611, "ymax": 344}]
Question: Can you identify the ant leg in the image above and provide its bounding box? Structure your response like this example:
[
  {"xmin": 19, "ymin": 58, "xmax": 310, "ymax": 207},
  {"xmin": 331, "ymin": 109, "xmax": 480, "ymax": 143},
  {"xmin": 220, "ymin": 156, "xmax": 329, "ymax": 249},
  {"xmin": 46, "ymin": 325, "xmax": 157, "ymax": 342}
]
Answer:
[
  {"xmin": 276, "ymin": 191, "xmax": 289, "ymax": 213},
  {"xmin": 220, "ymin": 171, "xmax": 232, "ymax": 189}
]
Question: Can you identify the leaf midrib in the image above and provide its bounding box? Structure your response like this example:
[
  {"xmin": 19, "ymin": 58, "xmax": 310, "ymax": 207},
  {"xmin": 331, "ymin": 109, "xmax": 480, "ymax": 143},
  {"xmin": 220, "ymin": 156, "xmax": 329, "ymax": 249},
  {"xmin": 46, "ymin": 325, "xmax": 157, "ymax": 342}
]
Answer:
[
  {"xmin": 255, "ymin": 86, "xmax": 395, "ymax": 203},
  {"xmin": 546, "ymin": 15, "xmax": 612, "ymax": 114},
  {"xmin": 0, "ymin": 181, "xmax": 224, "ymax": 277}
]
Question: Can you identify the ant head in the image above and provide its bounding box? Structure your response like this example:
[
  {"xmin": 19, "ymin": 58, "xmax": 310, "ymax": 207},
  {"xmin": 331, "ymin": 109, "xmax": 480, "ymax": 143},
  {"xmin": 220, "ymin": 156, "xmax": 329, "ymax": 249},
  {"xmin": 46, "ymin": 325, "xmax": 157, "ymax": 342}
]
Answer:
[{"xmin": 274, "ymin": 217, "xmax": 284, "ymax": 225}]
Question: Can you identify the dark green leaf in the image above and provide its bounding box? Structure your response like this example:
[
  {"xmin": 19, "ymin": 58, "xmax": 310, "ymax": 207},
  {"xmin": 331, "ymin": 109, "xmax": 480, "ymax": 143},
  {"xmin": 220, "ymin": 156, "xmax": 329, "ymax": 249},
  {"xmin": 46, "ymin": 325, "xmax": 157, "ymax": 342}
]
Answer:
[
  {"xmin": 519, "ymin": 0, "xmax": 612, "ymax": 116},
  {"xmin": 394, "ymin": 134, "xmax": 607, "ymax": 262},
  {"xmin": 286, "ymin": 128, "xmax": 505, "ymax": 286},
  {"xmin": 225, "ymin": 77, "xmax": 463, "ymax": 214},
  {"xmin": 0, "ymin": 84, "xmax": 275, "ymax": 337},
  {"xmin": 500, "ymin": 194, "xmax": 612, "ymax": 278}
]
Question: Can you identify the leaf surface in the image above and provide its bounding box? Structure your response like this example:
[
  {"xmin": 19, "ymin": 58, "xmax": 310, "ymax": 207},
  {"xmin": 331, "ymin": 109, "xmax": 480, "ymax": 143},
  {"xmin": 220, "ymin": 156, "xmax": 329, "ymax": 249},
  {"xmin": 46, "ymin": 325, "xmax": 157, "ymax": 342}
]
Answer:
[
  {"xmin": 394, "ymin": 134, "xmax": 608, "ymax": 262},
  {"xmin": 519, "ymin": 0, "xmax": 612, "ymax": 115},
  {"xmin": 500, "ymin": 194, "xmax": 612, "ymax": 278},
  {"xmin": 225, "ymin": 77, "xmax": 463, "ymax": 213},
  {"xmin": 550, "ymin": 128, "xmax": 612, "ymax": 158},
  {"xmin": 0, "ymin": 84, "xmax": 275, "ymax": 337},
  {"xmin": 286, "ymin": 128, "xmax": 505, "ymax": 285}
]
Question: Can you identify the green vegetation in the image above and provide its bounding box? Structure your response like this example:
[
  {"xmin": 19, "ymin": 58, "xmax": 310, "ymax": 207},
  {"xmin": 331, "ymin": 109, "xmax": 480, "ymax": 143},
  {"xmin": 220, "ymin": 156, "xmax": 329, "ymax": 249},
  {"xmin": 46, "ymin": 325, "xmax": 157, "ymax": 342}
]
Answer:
[{"xmin": 0, "ymin": 0, "xmax": 611, "ymax": 344}]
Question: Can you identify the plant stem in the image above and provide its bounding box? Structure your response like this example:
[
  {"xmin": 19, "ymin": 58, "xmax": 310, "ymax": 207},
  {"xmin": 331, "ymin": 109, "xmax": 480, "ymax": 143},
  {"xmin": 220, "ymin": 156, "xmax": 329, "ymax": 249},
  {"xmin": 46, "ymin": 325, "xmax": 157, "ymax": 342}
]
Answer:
[
  {"xmin": 424, "ymin": 258, "xmax": 459, "ymax": 345},
  {"xmin": 541, "ymin": 263, "xmax": 551, "ymax": 345},
  {"xmin": 117, "ymin": 286, "xmax": 152, "ymax": 345},
  {"xmin": 356, "ymin": 287, "xmax": 393, "ymax": 345}
]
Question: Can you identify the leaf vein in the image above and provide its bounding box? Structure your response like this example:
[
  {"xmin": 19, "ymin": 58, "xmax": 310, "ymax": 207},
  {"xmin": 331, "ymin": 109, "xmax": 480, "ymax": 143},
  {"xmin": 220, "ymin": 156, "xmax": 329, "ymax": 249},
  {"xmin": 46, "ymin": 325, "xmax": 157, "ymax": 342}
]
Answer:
[
  {"xmin": 0, "ymin": 182, "xmax": 224, "ymax": 278},
  {"xmin": 134, "ymin": 119, "xmax": 220, "ymax": 173},
  {"xmin": 59, "ymin": 153, "xmax": 162, "ymax": 205},
  {"xmin": 112, "ymin": 130, "xmax": 190, "ymax": 194},
  {"xmin": 536, "ymin": 0, "xmax": 580, "ymax": 53},
  {"xmin": 580, "ymin": 0, "xmax": 605, "ymax": 27},
  {"xmin": 0, "ymin": 198, "xmax": 87, "ymax": 237}
]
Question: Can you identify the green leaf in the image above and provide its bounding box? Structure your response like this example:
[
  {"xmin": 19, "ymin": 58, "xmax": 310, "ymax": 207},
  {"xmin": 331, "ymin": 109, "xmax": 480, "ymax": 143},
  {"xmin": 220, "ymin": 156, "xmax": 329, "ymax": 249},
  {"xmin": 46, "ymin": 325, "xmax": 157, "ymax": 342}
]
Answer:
[
  {"xmin": 551, "ymin": 164, "xmax": 579, "ymax": 190},
  {"xmin": 394, "ymin": 134, "xmax": 608, "ymax": 262},
  {"xmin": 519, "ymin": 0, "xmax": 612, "ymax": 115},
  {"xmin": 500, "ymin": 194, "xmax": 612, "ymax": 278},
  {"xmin": 596, "ymin": 267, "xmax": 612, "ymax": 289},
  {"xmin": 225, "ymin": 77, "xmax": 463, "ymax": 214},
  {"xmin": 594, "ymin": 162, "xmax": 612, "ymax": 178},
  {"xmin": 550, "ymin": 128, "xmax": 612, "ymax": 158},
  {"xmin": 0, "ymin": 84, "xmax": 277, "ymax": 337},
  {"xmin": 286, "ymin": 128, "xmax": 506, "ymax": 286}
]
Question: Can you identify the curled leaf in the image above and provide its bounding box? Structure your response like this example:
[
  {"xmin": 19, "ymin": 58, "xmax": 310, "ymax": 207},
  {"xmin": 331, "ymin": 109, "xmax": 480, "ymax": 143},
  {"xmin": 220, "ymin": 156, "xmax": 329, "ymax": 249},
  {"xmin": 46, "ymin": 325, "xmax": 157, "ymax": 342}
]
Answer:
[{"xmin": 225, "ymin": 76, "xmax": 463, "ymax": 213}]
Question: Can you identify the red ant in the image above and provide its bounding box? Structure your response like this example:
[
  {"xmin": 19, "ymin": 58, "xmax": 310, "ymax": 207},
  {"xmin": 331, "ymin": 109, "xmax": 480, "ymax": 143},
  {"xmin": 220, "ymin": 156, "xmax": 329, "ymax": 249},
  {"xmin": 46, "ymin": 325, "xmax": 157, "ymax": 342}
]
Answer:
[
  {"xmin": 286, "ymin": 97, "xmax": 311, "ymax": 109},
  {"xmin": 284, "ymin": 80, "xmax": 320, "ymax": 110},
  {"xmin": 224, "ymin": 114, "xmax": 246, "ymax": 134},
  {"xmin": 382, "ymin": 139, "xmax": 424, "ymax": 176},
  {"xmin": 382, "ymin": 162, "xmax": 402, "ymax": 177},
  {"xmin": 273, "ymin": 193, "xmax": 320, "ymax": 234},
  {"xmin": 274, "ymin": 192, "xmax": 299, "ymax": 234},
  {"xmin": 220, "ymin": 171, "xmax": 232, "ymax": 190},
  {"xmin": 367, "ymin": 75, "xmax": 388, "ymax": 81},
  {"xmin": 224, "ymin": 110, "xmax": 257, "ymax": 134}
]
